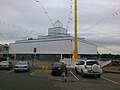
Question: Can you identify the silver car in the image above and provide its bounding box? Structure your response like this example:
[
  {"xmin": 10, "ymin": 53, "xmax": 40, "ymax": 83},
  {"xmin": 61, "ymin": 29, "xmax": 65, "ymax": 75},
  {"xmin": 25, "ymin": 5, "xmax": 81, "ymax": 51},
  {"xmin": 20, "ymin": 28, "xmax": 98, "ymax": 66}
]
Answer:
[
  {"xmin": 0, "ymin": 61, "xmax": 12, "ymax": 69},
  {"xmin": 75, "ymin": 60, "xmax": 102, "ymax": 78},
  {"xmin": 14, "ymin": 61, "xmax": 30, "ymax": 72}
]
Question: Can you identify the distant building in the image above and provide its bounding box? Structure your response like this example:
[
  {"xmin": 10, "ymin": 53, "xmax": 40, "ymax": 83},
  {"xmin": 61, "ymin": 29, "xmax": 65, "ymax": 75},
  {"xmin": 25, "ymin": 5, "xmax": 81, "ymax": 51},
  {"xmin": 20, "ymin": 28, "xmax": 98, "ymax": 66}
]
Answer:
[
  {"xmin": 0, "ymin": 44, "xmax": 9, "ymax": 57},
  {"xmin": 9, "ymin": 21, "xmax": 97, "ymax": 61}
]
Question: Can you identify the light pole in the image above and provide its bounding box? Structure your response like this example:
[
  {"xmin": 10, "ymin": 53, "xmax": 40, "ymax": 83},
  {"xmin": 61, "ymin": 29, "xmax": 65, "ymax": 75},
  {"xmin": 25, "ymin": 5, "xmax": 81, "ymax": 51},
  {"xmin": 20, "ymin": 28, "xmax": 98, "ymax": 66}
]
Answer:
[
  {"xmin": 32, "ymin": 48, "xmax": 37, "ymax": 66},
  {"xmin": 72, "ymin": 0, "xmax": 78, "ymax": 61}
]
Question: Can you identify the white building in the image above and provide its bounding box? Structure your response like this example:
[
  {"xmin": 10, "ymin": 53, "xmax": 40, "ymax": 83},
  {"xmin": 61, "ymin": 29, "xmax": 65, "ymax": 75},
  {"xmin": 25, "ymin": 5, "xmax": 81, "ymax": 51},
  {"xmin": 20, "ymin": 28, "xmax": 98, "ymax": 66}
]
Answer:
[{"xmin": 9, "ymin": 21, "xmax": 97, "ymax": 61}]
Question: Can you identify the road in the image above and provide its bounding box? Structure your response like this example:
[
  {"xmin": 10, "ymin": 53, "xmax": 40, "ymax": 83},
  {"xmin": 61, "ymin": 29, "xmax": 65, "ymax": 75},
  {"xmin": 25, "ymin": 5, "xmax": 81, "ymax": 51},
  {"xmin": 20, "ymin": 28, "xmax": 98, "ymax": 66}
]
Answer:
[
  {"xmin": 0, "ymin": 70, "xmax": 59, "ymax": 90},
  {"xmin": 49, "ymin": 70, "xmax": 120, "ymax": 90},
  {"xmin": 0, "ymin": 69, "xmax": 120, "ymax": 90}
]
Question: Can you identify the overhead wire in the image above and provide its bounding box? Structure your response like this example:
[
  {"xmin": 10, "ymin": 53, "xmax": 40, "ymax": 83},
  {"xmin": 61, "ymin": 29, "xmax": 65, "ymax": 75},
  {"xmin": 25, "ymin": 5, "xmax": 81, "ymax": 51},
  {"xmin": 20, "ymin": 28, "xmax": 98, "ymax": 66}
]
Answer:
[
  {"xmin": 89, "ymin": 40, "xmax": 120, "ymax": 54},
  {"xmin": 86, "ymin": 10, "xmax": 119, "ymax": 31},
  {"xmin": 0, "ymin": 20, "xmax": 40, "ymax": 39},
  {"xmin": 0, "ymin": 0, "xmax": 120, "ymax": 54},
  {"xmin": 66, "ymin": 0, "xmax": 73, "ymax": 32},
  {"xmin": 81, "ymin": 9, "xmax": 120, "ymax": 54},
  {"xmin": 34, "ymin": 0, "xmax": 54, "ymax": 26}
]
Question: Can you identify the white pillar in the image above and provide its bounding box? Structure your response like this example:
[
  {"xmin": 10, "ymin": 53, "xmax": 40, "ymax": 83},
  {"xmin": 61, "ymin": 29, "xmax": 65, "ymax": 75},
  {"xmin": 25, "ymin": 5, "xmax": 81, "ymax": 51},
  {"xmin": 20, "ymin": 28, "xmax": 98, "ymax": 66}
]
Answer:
[
  {"xmin": 14, "ymin": 54, "xmax": 16, "ymax": 60},
  {"xmin": 61, "ymin": 54, "xmax": 62, "ymax": 61}
]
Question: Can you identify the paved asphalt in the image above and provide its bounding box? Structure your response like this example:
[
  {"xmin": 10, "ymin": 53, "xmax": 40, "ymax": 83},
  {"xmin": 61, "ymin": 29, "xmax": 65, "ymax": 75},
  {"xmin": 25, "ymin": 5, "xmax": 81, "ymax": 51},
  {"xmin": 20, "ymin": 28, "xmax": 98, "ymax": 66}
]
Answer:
[
  {"xmin": 0, "ymin": 70, "xmax": 59, "ymax": 90},
  {"xmin": 50, "ymin": 71, "xmax": 120, "ymax": 90},
  {"xmin": 0, "ymin": 69, "xmax": 120, "ymax": 90}
]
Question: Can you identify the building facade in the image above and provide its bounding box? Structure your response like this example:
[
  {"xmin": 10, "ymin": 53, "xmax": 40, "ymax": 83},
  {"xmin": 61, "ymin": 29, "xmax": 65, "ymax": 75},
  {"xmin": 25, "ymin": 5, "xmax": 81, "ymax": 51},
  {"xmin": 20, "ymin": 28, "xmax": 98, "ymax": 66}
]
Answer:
[
  {"xmin": 0, "ymin": 44, "xmax": 9, "ymax": 58},
  {"xmin": 9, "ymin": 21, "xmax": 97, "ymax": 61}
]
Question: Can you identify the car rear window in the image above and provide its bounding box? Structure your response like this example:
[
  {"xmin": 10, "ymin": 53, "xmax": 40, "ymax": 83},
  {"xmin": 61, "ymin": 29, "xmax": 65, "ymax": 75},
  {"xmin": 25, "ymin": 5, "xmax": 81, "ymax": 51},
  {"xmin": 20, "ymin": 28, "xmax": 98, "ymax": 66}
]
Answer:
[
  {"xmin": 54, "ymin": 63, "xmax": 61, "ymax": 67},
  {"xmin": 80, "ymin": 61, "xmax": 85, "ymax": 65},
  {"xmin": 17, "ymin": 62, "xmax": 27, "ymax": 65},
  {"xmin": 86, "ymin": 61, "xmax": 99, "ymax": 65}
]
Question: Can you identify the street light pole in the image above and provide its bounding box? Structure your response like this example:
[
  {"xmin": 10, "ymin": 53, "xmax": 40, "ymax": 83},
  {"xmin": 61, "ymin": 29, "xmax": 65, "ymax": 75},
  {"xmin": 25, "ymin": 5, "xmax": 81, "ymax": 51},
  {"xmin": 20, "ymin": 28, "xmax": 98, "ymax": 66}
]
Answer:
[
  {"xmin": 72, "ymin": 0, "xmax": 78, "ymax": 61},
  {"xmin": 32, "ymin": 48, "xmax": 37, "ymax": 66}
]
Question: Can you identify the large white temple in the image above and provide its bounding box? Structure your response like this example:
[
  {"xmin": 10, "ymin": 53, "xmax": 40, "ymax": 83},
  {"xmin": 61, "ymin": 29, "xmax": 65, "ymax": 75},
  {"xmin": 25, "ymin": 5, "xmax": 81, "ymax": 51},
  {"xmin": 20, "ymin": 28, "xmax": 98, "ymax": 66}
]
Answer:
[{"xmin": 9, "ymin": 21, "xmax": 97, "ymax": 61}]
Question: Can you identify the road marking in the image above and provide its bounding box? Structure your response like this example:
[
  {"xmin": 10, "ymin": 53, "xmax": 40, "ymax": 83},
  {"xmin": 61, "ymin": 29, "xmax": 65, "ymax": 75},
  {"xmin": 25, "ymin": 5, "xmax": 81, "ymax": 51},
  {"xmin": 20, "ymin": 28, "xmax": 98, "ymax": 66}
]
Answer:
[
  {"xmin": 101, "ymin": 76, "xmax": 119, "ymax": 84},
  {"xmin": 6, "ymin": 70, "xmax": 14, "ymax": 73},
  {"xmin": 30, "ymin": 70, "xmax": 50, "ymax": 77},
  {"xmin": 30, "ymin": 70, "xmax": 39, "ymax": 75},
  {"xmin": 70, "ymin": 71, "xmax": 79, "ymax": 80}
]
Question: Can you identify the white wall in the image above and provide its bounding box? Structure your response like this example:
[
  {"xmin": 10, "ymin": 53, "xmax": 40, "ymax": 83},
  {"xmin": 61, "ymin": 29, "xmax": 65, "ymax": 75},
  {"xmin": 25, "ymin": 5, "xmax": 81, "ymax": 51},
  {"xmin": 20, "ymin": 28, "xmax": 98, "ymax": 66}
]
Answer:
[
  {"xmin": 9, "ymin": 39, "xmax": 97, "ymax": 55},
  {"xmin": 9, "ymin": 40, "xmax": 72, "ymax": 54},
  {"xmin": 78, "ymin": 42, "xmax": 97, "ymax": 54}
]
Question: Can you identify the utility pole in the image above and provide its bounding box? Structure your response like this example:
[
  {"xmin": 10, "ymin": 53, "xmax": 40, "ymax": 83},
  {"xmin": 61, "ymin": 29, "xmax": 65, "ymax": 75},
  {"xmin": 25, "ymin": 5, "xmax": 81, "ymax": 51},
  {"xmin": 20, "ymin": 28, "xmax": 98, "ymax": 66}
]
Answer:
[
  {"xmin": 32, "ymin": 48, "xmax": 37, "ymax": 66},
  {"xmin": 72, "ymin": 0, "xmax": 78, "ymax": 61}
]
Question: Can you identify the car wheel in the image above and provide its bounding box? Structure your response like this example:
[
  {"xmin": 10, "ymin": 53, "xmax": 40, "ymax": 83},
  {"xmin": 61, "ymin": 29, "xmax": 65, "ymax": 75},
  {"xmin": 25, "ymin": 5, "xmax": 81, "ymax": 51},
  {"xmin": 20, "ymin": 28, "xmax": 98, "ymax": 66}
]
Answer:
[
  {"xmin": 14, "ymin": 70, "xmax": 17, "ymax": 73},
  {"xmin": 81, "ymin": 70, "xmax": 85, "ymax": 78},
  {"xmin": 65, "ymin": 71, "xmax": 67, "ymax": 76},
  {"xmin": 96, "ymin": 74, "xmax": 101, "ymax": 78},
  {"xmin": 8, "ymin": 67, "xmax": 11, "ymax": 70},
  {"xmin": 26, "ymin": 69, "xmax": 29, "ymax": 72},
  {"xmin": 51, "ymin": 72, "xmax": 54, "ymax": 76},
  {"xmin": 75, "ymin": 67, "xmax": 79, "ymax": 74}
]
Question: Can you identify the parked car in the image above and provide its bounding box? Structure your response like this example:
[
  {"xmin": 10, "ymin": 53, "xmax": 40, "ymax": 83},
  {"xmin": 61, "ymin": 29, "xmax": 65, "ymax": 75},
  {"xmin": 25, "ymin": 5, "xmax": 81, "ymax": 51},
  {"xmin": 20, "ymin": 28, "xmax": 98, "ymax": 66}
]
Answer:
[
  {"xmin": 75, "ymin": 60, "xmax": 102, "ymax": 78},
  {"xmin": 14, "ymin": 61, "xmax": 30, "ymax": 72},
  {"xmin": 51, "ymin": 62, "xmax": 67, "ymax": 76},
  {"xmin": 0, "ymin": 61, "xmax": 12, "ymax": 69},
  {"xmin": 0, "ymin": 57, "xmax": 7, "ymax": 62}
]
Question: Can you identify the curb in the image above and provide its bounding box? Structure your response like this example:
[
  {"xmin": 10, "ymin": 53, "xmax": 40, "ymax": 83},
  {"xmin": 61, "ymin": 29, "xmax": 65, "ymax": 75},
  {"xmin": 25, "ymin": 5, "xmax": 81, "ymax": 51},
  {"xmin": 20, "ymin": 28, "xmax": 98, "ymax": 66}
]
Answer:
[{"xmin": 103, "ymin": 70, "xmax": 120, "ymax": 74}]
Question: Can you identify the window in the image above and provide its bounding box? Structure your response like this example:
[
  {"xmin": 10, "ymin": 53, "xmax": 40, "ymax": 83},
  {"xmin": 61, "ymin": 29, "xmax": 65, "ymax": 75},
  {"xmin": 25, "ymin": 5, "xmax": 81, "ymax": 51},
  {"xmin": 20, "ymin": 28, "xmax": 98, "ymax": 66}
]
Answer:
[
  {"xmin": 79, "ymin": 61, "xmax": 85, "ymax": 65},
  {"xmin": 33, "ymin": 48, "xmax": 37, "ymax": 53},
  {"xmin": 86, "ymin": 61, "xmax": 99, "ymax": 65}
]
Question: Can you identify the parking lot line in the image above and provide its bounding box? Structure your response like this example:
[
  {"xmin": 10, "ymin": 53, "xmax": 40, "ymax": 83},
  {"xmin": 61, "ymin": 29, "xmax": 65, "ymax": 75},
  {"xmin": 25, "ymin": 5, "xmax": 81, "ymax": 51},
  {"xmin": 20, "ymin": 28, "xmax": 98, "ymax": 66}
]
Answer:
[
  {"xmin": 70, "ymin": 71, "xmax": 79, "ymax": 80},
  {"xmin": 101, "ymin": 76, "xmax": 119, "ymax": 84},
  {"xmin": 30, "ymin": 70, "xmax": 51, "ymax": 77},
  {"xmin": 30, "ymin": 70, "xmax": 39, "ymax": 75}
]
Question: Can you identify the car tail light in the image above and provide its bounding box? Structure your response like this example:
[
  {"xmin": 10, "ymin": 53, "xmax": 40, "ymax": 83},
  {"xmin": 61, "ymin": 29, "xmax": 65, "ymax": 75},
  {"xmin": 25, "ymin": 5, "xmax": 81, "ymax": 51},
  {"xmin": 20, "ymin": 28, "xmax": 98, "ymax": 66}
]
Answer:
[{"xmin": 84, "ymin": 65, "xmax": 87, "ymax": 69}]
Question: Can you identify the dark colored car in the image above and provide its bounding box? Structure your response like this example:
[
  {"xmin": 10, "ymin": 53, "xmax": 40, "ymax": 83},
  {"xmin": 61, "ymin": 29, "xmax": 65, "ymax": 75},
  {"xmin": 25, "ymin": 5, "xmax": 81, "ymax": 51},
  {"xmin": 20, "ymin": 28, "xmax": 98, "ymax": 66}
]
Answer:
[{"xmin": 51, "ymin": 62, "xmax": 67, "ymax": 76}]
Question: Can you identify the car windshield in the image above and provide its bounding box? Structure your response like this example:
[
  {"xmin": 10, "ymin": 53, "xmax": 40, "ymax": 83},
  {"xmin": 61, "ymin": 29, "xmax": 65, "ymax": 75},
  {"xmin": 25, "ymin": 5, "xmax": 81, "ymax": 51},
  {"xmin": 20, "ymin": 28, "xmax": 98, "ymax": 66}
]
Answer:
[
  {"xmin": 16, "ymin": 62, "xmax": 27, "ymax": 65},
  {"xmin": 86, "ymin": 61, "xmax": 99, "ymax": 65},
  {"xmin": 54, "ymin": 62, "xmax": 61, "ymax": 67}
]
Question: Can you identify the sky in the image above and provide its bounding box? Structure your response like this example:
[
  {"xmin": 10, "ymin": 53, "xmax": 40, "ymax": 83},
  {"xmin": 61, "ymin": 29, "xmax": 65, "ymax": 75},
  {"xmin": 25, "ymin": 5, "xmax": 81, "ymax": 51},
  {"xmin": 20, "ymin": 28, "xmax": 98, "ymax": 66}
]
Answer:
[{"xmin": 0, "ymin": 0, "xmax": 120, "ymax": 54}]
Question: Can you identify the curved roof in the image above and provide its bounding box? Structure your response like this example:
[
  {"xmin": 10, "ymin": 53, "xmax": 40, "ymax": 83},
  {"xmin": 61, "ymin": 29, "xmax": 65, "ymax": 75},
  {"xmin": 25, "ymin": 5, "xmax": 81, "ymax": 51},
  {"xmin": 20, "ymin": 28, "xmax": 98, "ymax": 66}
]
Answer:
[{"xmin": 53, "ymin": 20, "xmax": 63, "ymax": 27}]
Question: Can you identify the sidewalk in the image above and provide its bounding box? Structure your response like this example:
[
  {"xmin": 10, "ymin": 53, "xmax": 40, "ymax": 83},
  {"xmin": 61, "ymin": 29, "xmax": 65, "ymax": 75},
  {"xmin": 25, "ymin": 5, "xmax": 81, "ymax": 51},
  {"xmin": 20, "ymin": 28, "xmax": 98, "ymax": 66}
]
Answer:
[
  {"xmin": 10, "ymin": 59, "xmax": 56, "ymax": 70},
  {"xmin": 103, "ymin": 65, "xmax": 120, "ymax": 74},
  {"xmin": 10, "ymin": 59, "xmax": 120, "ymax": 74}
]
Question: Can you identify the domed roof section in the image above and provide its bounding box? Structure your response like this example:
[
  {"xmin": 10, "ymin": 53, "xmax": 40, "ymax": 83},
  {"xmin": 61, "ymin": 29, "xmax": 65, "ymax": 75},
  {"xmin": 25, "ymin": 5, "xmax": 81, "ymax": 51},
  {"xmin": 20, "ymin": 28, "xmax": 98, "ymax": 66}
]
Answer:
[{"xmin": 53, "ymin": 20, "xmax": 63, "ymax": 27}]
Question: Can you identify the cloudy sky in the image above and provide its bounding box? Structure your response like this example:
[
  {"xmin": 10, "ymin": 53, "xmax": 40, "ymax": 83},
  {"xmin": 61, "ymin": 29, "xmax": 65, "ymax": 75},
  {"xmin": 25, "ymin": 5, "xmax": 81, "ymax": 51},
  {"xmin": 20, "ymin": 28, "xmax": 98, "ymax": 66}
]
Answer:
[{"xmin": 0, "ymin": 0, "xmax": 120, "ymax": 54}]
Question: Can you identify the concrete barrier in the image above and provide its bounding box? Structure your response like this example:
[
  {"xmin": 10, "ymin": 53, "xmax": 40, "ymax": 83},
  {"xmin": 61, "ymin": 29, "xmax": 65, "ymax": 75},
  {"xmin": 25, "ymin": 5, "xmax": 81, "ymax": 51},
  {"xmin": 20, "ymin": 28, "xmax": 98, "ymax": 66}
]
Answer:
[{"xmin": 98, "ymin": 60, "xmax": 111, "ymax": 67}]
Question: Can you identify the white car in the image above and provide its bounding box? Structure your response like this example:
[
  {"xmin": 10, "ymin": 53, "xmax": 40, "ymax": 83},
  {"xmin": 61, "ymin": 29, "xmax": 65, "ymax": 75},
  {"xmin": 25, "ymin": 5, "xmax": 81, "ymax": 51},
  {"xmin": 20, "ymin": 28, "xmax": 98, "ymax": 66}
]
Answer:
[
  {"xmin": 14, "ymin": 61, "xmax": 30, "ymax": 72},
  {"xmin": 75, "ymin": 60, "xmax": 102, "ymax": 78},
  {"xmin": 0, "ymin": 61, "xmax": 12, "ymax": 69}
]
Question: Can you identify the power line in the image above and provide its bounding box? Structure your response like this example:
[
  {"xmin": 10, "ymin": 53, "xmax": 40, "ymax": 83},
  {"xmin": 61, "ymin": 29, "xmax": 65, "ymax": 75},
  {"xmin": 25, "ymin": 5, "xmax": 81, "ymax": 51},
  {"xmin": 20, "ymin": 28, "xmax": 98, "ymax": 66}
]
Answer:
[
  {"xmin": 82, "ymin": 9, "xmax": 119, "ymax": 32},
  {"xmin": 0, "ymin": 20, "xmax": 40, "ymax": 38},
  {"xmin": 66, "ymin": 0, "xmax": 73, "ymax": 32},
  {"xmin": 35, "ymin": 0, "xmax": 54, "ymax": 26},
  {"xmin": 90, "ymin": 40, "xmax": 120, "ymax": 54}
]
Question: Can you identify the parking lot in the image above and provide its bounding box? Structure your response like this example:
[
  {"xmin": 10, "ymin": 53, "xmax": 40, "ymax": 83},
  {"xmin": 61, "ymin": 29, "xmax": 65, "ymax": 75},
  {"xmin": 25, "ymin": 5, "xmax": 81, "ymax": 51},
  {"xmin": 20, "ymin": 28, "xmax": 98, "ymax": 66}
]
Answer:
[{"xmin": 0, "ymin": 66, "xmax": 120, "ymax": 90}]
